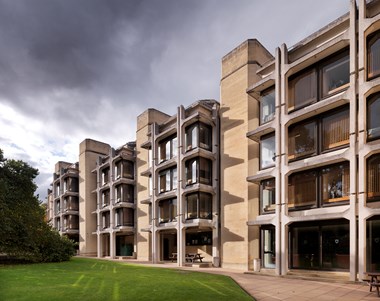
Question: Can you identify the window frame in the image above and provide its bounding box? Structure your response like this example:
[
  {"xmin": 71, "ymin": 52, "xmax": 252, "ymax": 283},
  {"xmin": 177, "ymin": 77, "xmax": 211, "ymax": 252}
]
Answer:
[
  {"xmin": 185, "ymin": 157, "xmax": 212, "ymax": 186},
  {"xmin": 260, "ymin": 178, "xmax": 276, "ymax": 214},
  {"xmin": 158, "ymin": 135, "xmax": 178, "ymax": 163},
  {"xmin": 367, "ymin": 154, "xmax": 380, "ymax": 202},
  {"xmin": 185, "ymin": 122, "xmax": 212, "ymax": 151},
  {"xmin": 260, "ymin": 133, "xmax": 276, "ymax": 169},
  {"xmin": 367, "ymin": 31, "xmax": 380, "ymax": 81},
  {"xmin": 288, "ymin": 106, "xmax": 349, "ymax": 162},
  {"xmin": 367, "ymin": 93, "xmax": 380, "ymax": 141},
  {"xmin": 185, "ymin": 192, "xmax": 212, "ymax": 220},
  {"xmin": 158, "ymin": 198, "xmax": 177, "ymax": 223},
  {"xmin": 288, "ymin": 49, "xmax": 349, "ymax": 113},
  {"xmin": 158, "ymin": 167, "xmax": 177, "ymax": 193}
]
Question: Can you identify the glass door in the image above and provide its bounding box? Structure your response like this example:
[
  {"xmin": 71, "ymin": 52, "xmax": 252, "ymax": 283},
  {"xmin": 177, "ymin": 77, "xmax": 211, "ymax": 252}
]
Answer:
[{"xmin": 261, "ymin": 226, "xmax": 275, "ymax": 269}]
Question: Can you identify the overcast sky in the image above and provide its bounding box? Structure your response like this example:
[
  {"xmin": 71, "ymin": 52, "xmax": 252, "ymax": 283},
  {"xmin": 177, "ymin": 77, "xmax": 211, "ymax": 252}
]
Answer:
[{"xmin": 0, "ymin": 0, "xmax": 349, "ymax": 200}]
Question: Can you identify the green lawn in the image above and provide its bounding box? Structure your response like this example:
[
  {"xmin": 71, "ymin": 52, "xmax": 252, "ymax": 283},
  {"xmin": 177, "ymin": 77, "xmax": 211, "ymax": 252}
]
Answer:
[{"xmin": 0, "ymin": 257, "xmax": 254, "ymax": 301}]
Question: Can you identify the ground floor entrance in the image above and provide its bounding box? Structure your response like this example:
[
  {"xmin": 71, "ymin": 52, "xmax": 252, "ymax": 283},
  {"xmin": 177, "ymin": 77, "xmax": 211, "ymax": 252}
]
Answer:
[{"xmin": 289, "ymin": 219, "xmax": 349, "ymax": 270}]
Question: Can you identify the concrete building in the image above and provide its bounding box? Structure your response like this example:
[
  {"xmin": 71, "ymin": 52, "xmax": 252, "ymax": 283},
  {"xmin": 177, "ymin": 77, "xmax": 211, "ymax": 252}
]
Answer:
[{"xmin": 47, "ymin": 0, "xmax": 380, "ymax": 282}]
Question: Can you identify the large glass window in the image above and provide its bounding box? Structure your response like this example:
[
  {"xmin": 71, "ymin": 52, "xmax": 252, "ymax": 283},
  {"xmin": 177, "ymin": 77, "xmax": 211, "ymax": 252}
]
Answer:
[
  {"xmin": 321, "ymin": 163, "xmax": 350, "ymax": 205},
  {"xmin": 288, "ymin": 120, "xmax": 317, "ymax": 161},
  {"xmin": 185, "ymin": 157, "xmax": 212, "ymax": 186},
  {"xmin": 63, "ymin": 215, "xmax": 79, "ymax": 230},
  {"xmin": 288, "ymin": 50, "xmax": 349, "ymax": 112},
  {"xmin": 288, "ymin": 107, "xmax": 349, "ymax": 161},
  {"xmin": 186, "ymin": 192, "xmax": 212, "ymax": 220},
  {"xmin": 159, "ymin": 167, "xmax": 177, "ymax": 193},
  {"xmin": 288, "ymin": 162, "xmax": 350, "ymax": 210},
  {"xmin": 367, "ymin": 216, "xmax": 380, "ymax": 272},
  {"xmin": 260, "ymin": 134, "xmax": 275, "ymax": 169},
  {"xmin": 158, "ymin": 198, "xmax": 177, "ymax": 223},
  {"xmin": 260, "ymin": 179, "xmax": 275, "ymax": 214},
  {"xmin": 322, "ymin": 108, "xmax": 350, "ymax": 151},
  {"xmin": 115, "ymin": 184, "xmax": 134, "ymax": 203},
  {"xmin": 368, "ymin": 32, "xmax": 380, "ymax": 80},
  {"xmin": 101, "ymin": 168, "xmax": 110, "ymax": 185},
  {"xmin": 185, "ymin": 122, "xmax": 212, "ymax": 151},
  {"xmin": 321, "ymin": 52, "xmax": 349, "ymax": 98},
  {"xmin": 289, "ymin": 220, "xmax": 349, "ymax": 270},
  {"xmin": 368, "ymin": 154, "xmax": 380, "ymax": 202},
  {"xmin": 289, "ymin": 68, "xmax": 317, "ymax": 111},
  {"xmin": 115, "ymin": 208, "xmax": 134, "ymax": 227},
  {"xmin": 158, "ymin": 135, "xmax": 177, "ymax": 162},
  {"xmin": 260, "ymin": 87, "xmax": 275, "ymax": 124},
  {"xmin": 288, "ymin": 170, "xmax": 317, "ymax": 209},
  {"xmin": 64, "ymin": 196, "xmax": 79, "ymax": 211},
  {"xmin": 115, "ymin": 160, "xmax": 134, "ymax": 179},
  {"xmin": 368, "ymin": 94, "xmax": 380, "ymax": 141},
  {"xmin": 102, "ymin": 212, "xmax": 110, "ymax": 229}
]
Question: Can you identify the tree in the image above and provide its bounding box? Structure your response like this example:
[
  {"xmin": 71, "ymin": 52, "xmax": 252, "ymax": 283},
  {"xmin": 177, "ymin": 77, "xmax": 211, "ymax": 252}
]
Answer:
[{"xmin": 0, "ymin": 149, "xmax": 75, "ymax": 262}]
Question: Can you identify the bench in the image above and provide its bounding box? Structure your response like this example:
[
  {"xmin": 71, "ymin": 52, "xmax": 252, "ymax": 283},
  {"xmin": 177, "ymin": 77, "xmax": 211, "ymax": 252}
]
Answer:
[
  {"xmin": 169, "ymin": 253, "xmax": 177, "ymax": 262},
  {"xmin": 369, "ymin": 282, "xmax": 380, "ymax": 297},
  {"xmin": 185, "ymin": 253, "xmax": 204, "ymax": 263}
]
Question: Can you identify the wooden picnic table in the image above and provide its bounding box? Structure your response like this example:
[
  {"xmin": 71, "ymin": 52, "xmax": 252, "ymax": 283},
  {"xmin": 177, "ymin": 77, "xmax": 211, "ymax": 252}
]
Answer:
[
  {"xmin": 365, "ymin": 272, "xmax": 380, "ymax": 296},
  {"xmin": 185, "ymin": 253, "xmax": 204, "ymax": 263}
]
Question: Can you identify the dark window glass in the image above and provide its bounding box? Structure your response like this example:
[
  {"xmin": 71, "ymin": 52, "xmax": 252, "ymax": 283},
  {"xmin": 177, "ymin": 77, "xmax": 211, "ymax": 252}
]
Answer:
[
  {"xmin": 115, "ymin": 184, "xmax": 134, "ymax": 203},
  {"xmin": 159, "ymin": 198, "xmax": 177, "ymax": 223},
  {"xmin": 322, "ymin": 108, "xmax": 349, "ymax": 151},
  {"xmin": 288, "ymin": 68, "xmax": 317, "ymax": 111},
  {"xmin": 185, "ymin": 157, "xmax": 212, "ymax": 186},
  {"xmin": 64, "ymin": 196, "xmax": 79, "ymax": 211},
  {"xmin": 102, "ymin": 168, "xmax": 110, "ymax": 185},
  {"xmin": 115, "ymin": 208, "xmax": 134, "ymax": 227},
  {"xmin": 321, "ymin": 51, "xmax": 349, "ymax": 97},
  {"xmin": 185, "ymin": 122, "xmax": 212, "ymax": 151},
  {"xmin": 368, "ymin": 94, "xmax": 380, "ymax": 141},
  {"xmin": 288, "ymin": 170, "xmax": 317, "ymax": 209},
  {"xmin": 368, "ymin": 32, "xmax": 380, "ymax": 80},
  {"xmin": 186, "ymin": 193, "xmax": 212, "ymax": 220},
  {"xmin": 261, "ymin": 179, "xmax": 276, "ymax": 213},
  {"xmin": 321, "ymin": 163, "xmax": 350, "ymax": 205},
  {"xmin": 260, "ymin": 87, "xmax": 275, "ymax": 124},
  {"xmin": 158, "ymin": 135, "xmax": 177, "ymax": 162},
  {"xmin": 261, "ymin": 226, "xmax": 276, "ymax": 269},
  {"xmin": 159, "ymin": 168, "xmax": 177, "ymax": 193},
  {"xmin": 367, "ymin": 216, "xmax": 380, "ymax": 272},
  {"xmin": 288, "ymin": 120, "xmax": 317, "ymax": 161},
  {"xmin": 368, "ymin": 154, "xmax": 380, "ymax": 202},
  {"xmin": 102, "ymin": 212, "xmax": 110, "ymax": 229},
  {"xmin": 102, "ymin": 189, "xmax": 110, "ymax": 207},
  {"xmin": 260, "ymin": 134, "xmax": 276, "ymax": 169}
]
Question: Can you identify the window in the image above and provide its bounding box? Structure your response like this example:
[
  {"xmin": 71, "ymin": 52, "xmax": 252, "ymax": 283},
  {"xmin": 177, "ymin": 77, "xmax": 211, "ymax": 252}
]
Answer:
[
  {"xmin": 159, "ymin": 168, "xmax": 177, "ymax": 193},
  {"xmin": 321, "ymin": 163, "xmax": 350, "ymax": 205},
  {"xmin": 368, "ymin": 154, "xmax": 380, "ymax": 202},
  {"xmin": 115, "ymin": 208, "xmax": 134, "ymax": 227},
  {"xmin": 101, "ymin": 189, "xmax": 110, "ymax": 207},
  {"xmin": 321, "ymin": 52, "xmax": 349, "ymax": 97},
  {"xmin": 288, "ymin": 107, "xmax": 349, "ymax": 161},
  {"xmin": 185, "ymin": 122, "xmax": 212, "ymax": 151},
  {"xmin": 101, "ymin": 168, "xmax": 110, "ymax": 185},
  {"xmin": 115, "ymin": 184, "xmax": 134, "ymax": 203},
  {"xmin": 288, "ymin": 50, "xmax": 349, "ymax": 112},
  {"xmin": 288, "ymin": 162, "xmax": 349, "ymax": 210},
  {"xmin": 368, "ymin": 31, "xmax": 380, "ymax": 80},
  {"xmin": 186, "ymin": 192, "xmax": 212, "ymax": 220},
  {"xmin": 102, "ymin": 212, "xmax": 110, "ymax": 229},
  {"xmin": 185, "ymin": 157, "xmax": 212, "ymax": 186},
  {"xmin": 289, "ymin": 68, "xmax": 317, "ymax": 111},
  {"xmin": 64, "ymin": 196, "xmax": 79, "ymax": 211},
  {"xmin": 368, "ymin": 94, "xmax": 380, "ymax": 141},
  {"xmin": 366, "ymin": 216, "xmax": 380, "ymax": 272},
  {"xmin": 261, "ymin": 179, "xmax": 275, "ymax": 213},
  {"xmin": 261, "ymin": 226, "xmax": 275, "ymax": 269},
  {"xmin": 158, "ymin": 198, "xmax": 177, "ymax": 223},
  {"xmin": 56, "ymin": 200, "xmax": 60, "ymax": 214},
  {"xmin": 260, "ymin": 87, "xmax": 275, "ymax": 124},
  {"xmin": 288, "ymin": 170, "xmax": 317, "ymax": 209},
  {"xmin": 148, "ymin": 175, "xmax": 153, "ymax": 196},
  {"xmin": 288, "ymin": 120, "xmax": 317, "ymax": 160},
  {"xmin": 64, "ymin": 215, "xmax": 79, "ymax": 230},
  {"xmin": 158, "ymin": 135, "xmax": 177, "ymax": 162},
  {"xmin": 260, "ymin": 134, "xmax": 275, "ymax": 169},
  {"xmin": 115, "ymin": 160, "xmax": 134, "ymax": 179},
  {"xmin": 55, "ymin": 184, "xmax": 60, "ymax": 197},
  {"xmin": 186, "ymin": 231, "xmax": 212, "ymax": 246}
]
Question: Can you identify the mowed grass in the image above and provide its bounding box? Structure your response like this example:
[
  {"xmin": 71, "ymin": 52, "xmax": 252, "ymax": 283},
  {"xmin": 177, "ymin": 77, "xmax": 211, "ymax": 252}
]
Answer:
[{"xmin": 0, "ymin": 257, "xmax": 254, "ymax": 301}]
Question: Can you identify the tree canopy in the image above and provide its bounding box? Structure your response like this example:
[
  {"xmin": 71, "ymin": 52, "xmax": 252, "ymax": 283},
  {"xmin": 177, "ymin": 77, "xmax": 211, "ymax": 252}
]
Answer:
[{"xmin": 0, "ymin": 149, "xmax": 75, "ymax": 262}]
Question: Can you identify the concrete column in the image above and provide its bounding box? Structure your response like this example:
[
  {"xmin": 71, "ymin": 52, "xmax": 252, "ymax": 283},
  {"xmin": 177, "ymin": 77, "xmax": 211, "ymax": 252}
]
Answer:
[{"xmin": 110, "ymin": 231, "xmax": 116, "ymax": 258}]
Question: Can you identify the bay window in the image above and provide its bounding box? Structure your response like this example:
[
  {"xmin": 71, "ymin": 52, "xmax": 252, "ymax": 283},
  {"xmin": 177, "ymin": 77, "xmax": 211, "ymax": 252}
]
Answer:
[
  {"xmin": 185, "ymin": 122, "xmax": 212, "ymax": 151},
  {"xmin": 186, "ymin": 192, "xmax": 212, "ymax": 220},
  {"xmin": 101, "ymin": 189, "xmax": 110, "ymax": 207},
  {"xmin": 115, "ymin": 184, "xmax": 134, "ymax": 203},
  {"xmin": 260, "ymin": 133, "xmax": 275, "ymax": 169},
  {"xmin": 158, "ymin": 198, "xmax": 177, "ymax": 223},
  {"xmin": 115, "ymin": 208, "xmax": 134, "ymax": 227},
  {"xmin": 260, "ymin": 87, "xmax": 275, "ymax": 124},
  {"xmin": 101, "ymin": 168, "xmax": 110, "ymax": 185},
  {"xmin": 115, "ymin": 160, "xmax": 134, "ymax": 180},
  {"xmin": 185, "ymin": 157, "xmax": 212, "ymax": 186},
  {"xmin": 321, "ymin": 163, "xmax": 350, "ymax": 205},
  {"xmin": 158, "ymin": 135, "xmax": 177, "ymax": 162},
  {"xmin": 159, "ymin": 167, "xmax": 177, "ymax": 193}
]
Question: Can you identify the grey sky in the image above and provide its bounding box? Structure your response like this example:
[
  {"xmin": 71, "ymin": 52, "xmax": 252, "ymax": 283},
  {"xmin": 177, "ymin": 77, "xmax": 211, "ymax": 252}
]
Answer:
[{"xmin": 0, "ymin": 0, "xmax": 349, "ymax": 200}]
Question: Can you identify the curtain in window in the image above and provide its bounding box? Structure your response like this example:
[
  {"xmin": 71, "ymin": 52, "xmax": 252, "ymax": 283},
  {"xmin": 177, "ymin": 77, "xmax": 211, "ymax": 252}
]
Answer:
[
  {"xmin": 368, "ymin": 155, "xmax": 380, "ymax": 201},
  {"xmin": 322, "ymin": 108, "xmax": 349, "ymax": 150},
  {"xmin": 368, "ymin": 34, "xmax": 380, "ymax": 79}
]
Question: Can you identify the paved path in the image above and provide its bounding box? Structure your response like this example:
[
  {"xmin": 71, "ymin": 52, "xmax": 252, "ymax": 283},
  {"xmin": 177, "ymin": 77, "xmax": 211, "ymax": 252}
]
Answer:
[{"xmin": 96, "ymin": 258, "xmax": 380, "ymax": 300}]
